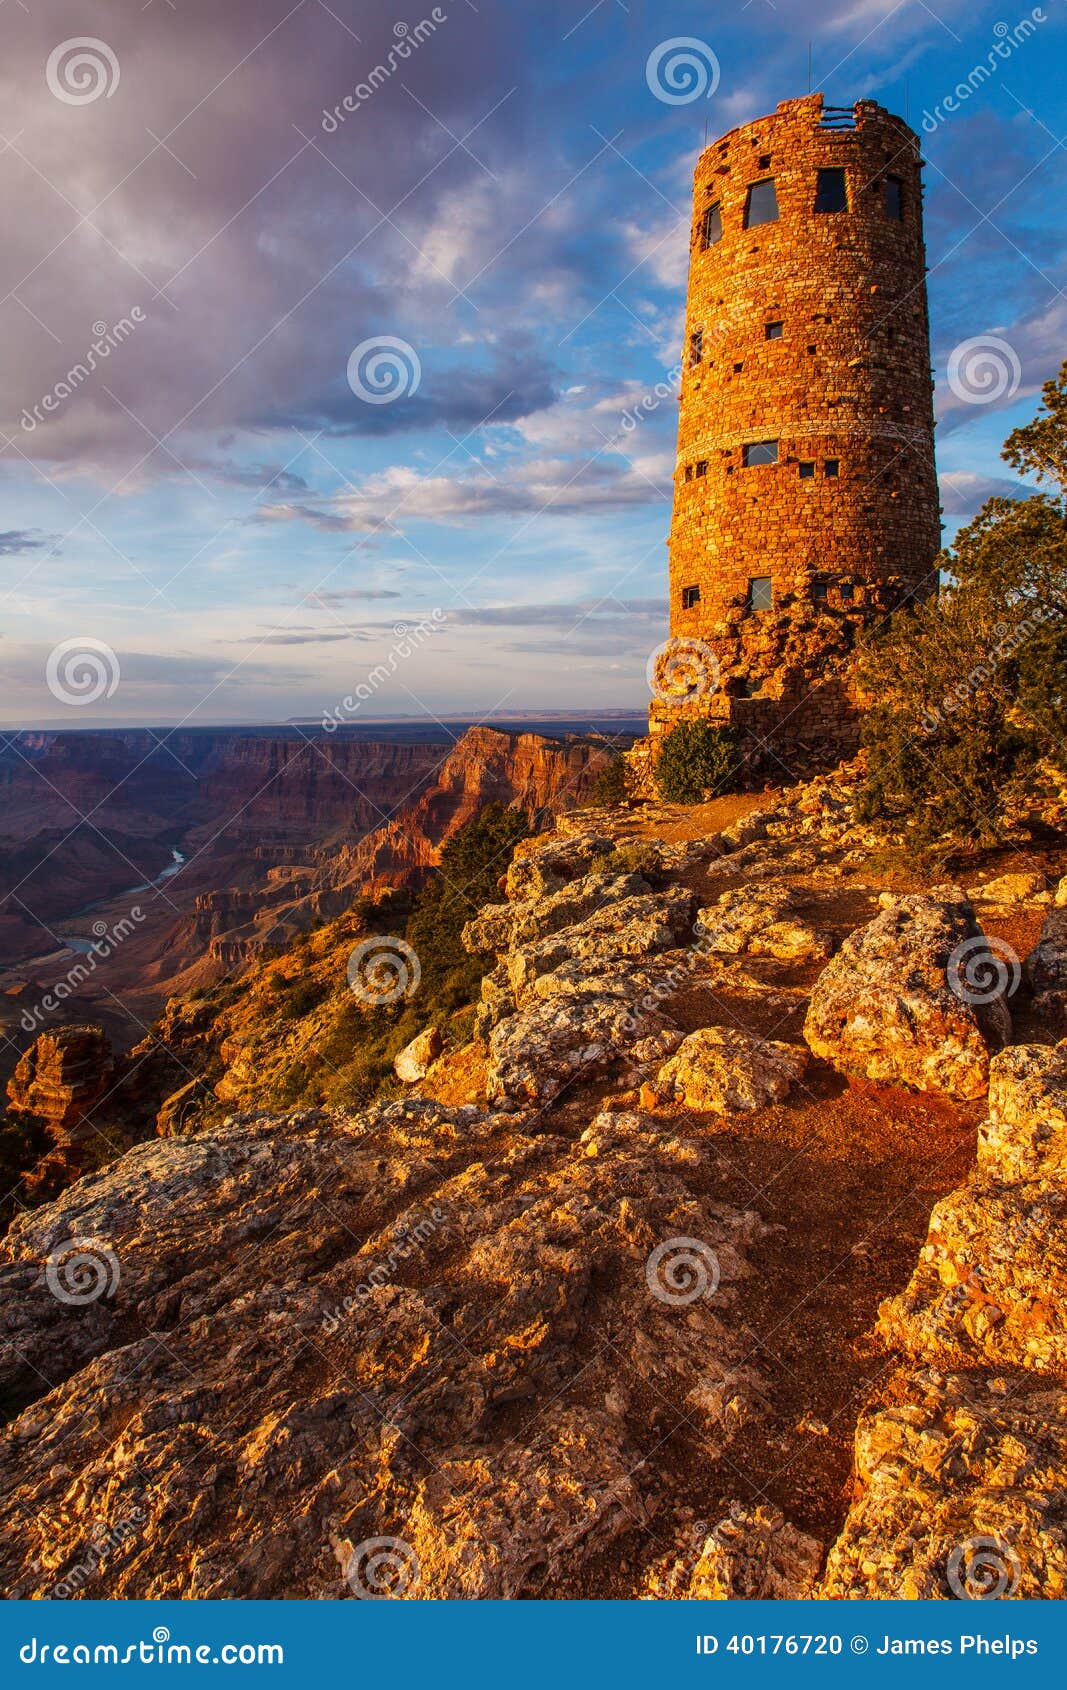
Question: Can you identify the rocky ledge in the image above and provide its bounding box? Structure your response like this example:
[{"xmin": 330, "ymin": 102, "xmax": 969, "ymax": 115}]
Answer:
[{"xmin": 0, "ymin": 764, "xmax": 1064, "ymax": 1600}]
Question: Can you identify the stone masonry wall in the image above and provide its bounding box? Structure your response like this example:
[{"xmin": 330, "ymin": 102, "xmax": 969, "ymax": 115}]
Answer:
[{"xmin": 659, "ymin": 93, "xmax": 941, "ymax": 768}]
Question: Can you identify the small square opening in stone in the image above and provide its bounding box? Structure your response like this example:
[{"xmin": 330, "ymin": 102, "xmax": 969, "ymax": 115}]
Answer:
[
  {"xmin": 684, "ymin": 465, "xmax": 693, "ymax": 481},
  {"xmin": 758, "ymin": 154, "xmax": 771, "ymax": 169},
  {"xmin": 747, "ymin": 577, "xmax": 773, "ymax": 611},
  {"xmin": 689, "ymin": 329, "xmax": 704, "ymax": 366},
  {"xmin": 824, "ymin": 458, "xmax": 840, "ymax": 477},
  {"xmin": 700, "ymin": 202, "xmax": 722, "ymax": 248},
  {"xmin": 840, "ymin": 582, "xmax": 855, "ymax": 601},
  {"xmin": 765, "ymin": 321, "xmax": 783, "ymax": 340},
  {"xmin": 798, "ymin": 461, "xmax": 816, "ymax": 479},
  {"xmin": 814, "ymin": 168, "xmax": 848, "ymax": 213},
  {"xmin": 744, "ymin": 677, "xmax": 763, "ymax": 696},
  {"xmin": 886, "ymin": 176, "xmax": 904, "ymax": 220},
  {"xmin": 813, "ymin": 581, "xmax": 829, "ymax": 603},
  {"xmin": 682, "ymin": 584, "xmax": 701, "ymax": 609},
  {"xmin": 695, "ymin": 459, "xmax": 708, "ymax": 477},
  {"xmin": 743, "ymin": 179, "xmax": 778, "ymax": 228},
  {"xmin": 742, "ymin": 440, "xmax": 778, "ymax": 467}
]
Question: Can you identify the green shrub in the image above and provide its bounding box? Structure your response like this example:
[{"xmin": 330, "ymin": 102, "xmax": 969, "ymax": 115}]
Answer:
[
  {"xmin": 654, "ymin": 720, "xmax": 741, "ymax": 803},
  {"xmin": 591, "ymin": 755, "xmax": 630, "ymax": 805},
  {"xmin": 857, "ymin": 362, "xmax": 1067, "ymax": 849}
]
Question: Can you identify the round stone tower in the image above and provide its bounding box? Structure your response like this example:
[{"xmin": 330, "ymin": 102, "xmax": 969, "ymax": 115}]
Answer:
[{"xmin": 655, "ymin": 93, "xmax": 940, "ymax": 764}]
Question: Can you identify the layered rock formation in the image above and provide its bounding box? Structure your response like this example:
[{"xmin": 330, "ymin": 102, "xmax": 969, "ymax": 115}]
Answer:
[{"xmin": 0, "ymin": 761, "xmax": 1064, "ymax": 1601}]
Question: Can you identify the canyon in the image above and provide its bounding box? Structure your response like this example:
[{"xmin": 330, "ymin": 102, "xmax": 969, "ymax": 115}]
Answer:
[
  {"xmin": 0, "ymin": 724, "xmax": 618, "ymax": 1087},
  {"xmin": 1, "ymin": 764, "xmax": 1064, "ymax": 1597}
]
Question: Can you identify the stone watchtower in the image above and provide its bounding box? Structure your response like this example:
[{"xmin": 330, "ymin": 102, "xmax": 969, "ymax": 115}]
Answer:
[{"xmin": 652, "ymin": 94, "xmax": 940, "ymax": 764}]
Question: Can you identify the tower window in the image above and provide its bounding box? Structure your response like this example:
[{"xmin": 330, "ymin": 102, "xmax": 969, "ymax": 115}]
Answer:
[
  {"xmin": 814, "ymin": 168, "xmax": 848, "ymax": 213},
  {"xmin": 747, "ymin": 577, "xmax": 773, "ymax": 612},
  {"xmin": 683, "ymin": 465, "xmax": 693, "ymax": 481},
  {"xmin": 689, "ymin": 329, "xmax": 704, "ymax": 366},
  {"xmin": 700, "ymin": 202, "xmax": 722, "ymax": 248},
  {"xmin": 813, "ymin": 581, "xmax": 829, "ymax": 603},
  {"xmin": 695, "ymin": 459, "xmax": 708, "ymax": 477},
  {"xmin": 742, "ymin": 440, "xmax": 778, "ymax": 466},
  {"xmin": 824, "ymin": 458, "xmax": 840, "ymax": 477},
  {"xmin": 840, "ymin": 582, "xmax": 855, "ymax": 601},
  {"xmin": 765, "ymin": 321, "xmax": 783, "ymax": 340},
  {"xmin": 682, "ymin": 584, "xmax": 701, "ymax": 609},
  {"xmin": 798, "ymin": 461, "xmax": 816, "ymax": 479},
  {"xmin": 743, "ymin": 179, "xmax": 778, "ymax": 228},
  {"xmin": 758, "ymin": 154, "xmax": 771, "ymax": 169},
  {"xmin": 886, "ymin": 176, "xmax": 904, "ymax": 220}
]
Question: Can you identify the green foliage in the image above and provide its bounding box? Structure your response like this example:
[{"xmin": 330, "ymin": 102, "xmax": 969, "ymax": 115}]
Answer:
[
  {"xmin": 591, "ymin": 755, "xmax": 631, "ymax": 805},
  {"xmin": 601, "ymin": 841, "xmax": 664, "ymax": 881},
  {"xmin": 406, "ymin": 802, "xmax": 529, "ymax": 1005},
  {"xmin": 654, "ymin": 719, "xmax": 741, "ymax": 804},
  {"xmin": 857, "ymin": 365, "xmax": 1067, "ymax": 849}
]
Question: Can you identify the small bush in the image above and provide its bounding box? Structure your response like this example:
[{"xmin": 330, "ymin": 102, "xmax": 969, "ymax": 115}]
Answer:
[
  {"xmin": 601, "ymin": 841, "xmax": 663, "ymax": 881},
  {"xmin": 654, "ymin": 720, "xmax": 740, "ymax": 804},
  {"xmin": 591, "ymin": 755, "xmax": 630, "ymax": 805}
]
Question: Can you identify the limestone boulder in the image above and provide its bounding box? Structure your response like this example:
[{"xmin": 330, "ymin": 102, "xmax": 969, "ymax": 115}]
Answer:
[
  {"xmin": 967, "ymin": 870, "xmax": 1050, "ymax": 905},
  {"xmin": 1024, "ymin": 908, "xmax": 1067, "ymax": 1031},
  {"xmin": 978, "ymin": 1041, "xmax": 1067, "ymax": 1182},
  {"xmin": 654, "ymin": 1026, "xmax": 808, "ymax": 1113},
  {"xmin": 485, "ymin": 993, "xmax": 679, "ymax": 1107},
  {"xmin": 394, "ymin": 1026, "xmax": 443, "ymax": 1084},
  {"xmin": 802, "ymin": 893, "xmax": 1011, "ymax": 1100},
  {"xmin": 697, "ymin": 884, "xmax": 831, "ymax": 964},
  {"xmin": 820, "ymin": 1368, "xmax": 1067, "ymax": 1599}
]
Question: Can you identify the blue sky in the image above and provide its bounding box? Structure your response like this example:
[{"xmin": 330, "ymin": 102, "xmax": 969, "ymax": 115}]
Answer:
[{"xmin": 1, "ymin": 0, "xmax": 1065, "ymax": 726}]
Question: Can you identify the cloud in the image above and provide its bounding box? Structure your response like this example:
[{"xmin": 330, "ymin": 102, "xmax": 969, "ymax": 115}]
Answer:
[
  {"xmin": 938, "ymin": 470, "xmax": 1028, "ymax": 515},
  {"xmin": 0, "ymin": 529, "xmax": 56, "ymax": 556},
  {"xmin": 256, "ymin": 446, "xmax": 672, "ymax": 532}
]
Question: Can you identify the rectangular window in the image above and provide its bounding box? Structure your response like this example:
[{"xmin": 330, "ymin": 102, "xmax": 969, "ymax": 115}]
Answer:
[
  {"xmin": 824, "ymin": 458, "xmax": 840, "ymax": 477},
  {"xmin": 699, "ymin": 202, "xmax": 722, "ymax": 248},
  {"xmin": 683, "ymin": 465, "xmax": 693, "ymax": 481},
  {"xmin": 886, "ymin": 176, "xmax": 904, "ymax": 220},
  {"xmin": 682, "ymin": 584, "xmax": 701, "ymax": 609},
  {"xmin": 840, "ymin": 582, "xmax": 854, "ymax": 601},
  {"xmin": 798, "ymin": 461, "xmax": 816, "ymax": 479},
  {"xmin": 814, "ymin": 168, "xmax": 848, "ymax": 213},
  {"xmin": 689, "ymin": 329, "xmax": 704, "ymax": 366},
  {"xmin": 742, "ymin": 440, "xmax": 778, "ymax": 466},
  {"xmin": 765, "ymin": 321, "xmax": 783, "ymax": 340},
  {"xmin": 695, "ymin": 459, "xmax": 708, "ymax": 477},
  {"xmin": 743, "ymin": 179, "xmax": 778, "ymax": 228},
  {"xmin": 813, "ymin": 581, "xmax": 828, "ymax": 603},
  {"xmin": 747, "ymin": 577, "xmax": 773, "ymax": 611}
]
